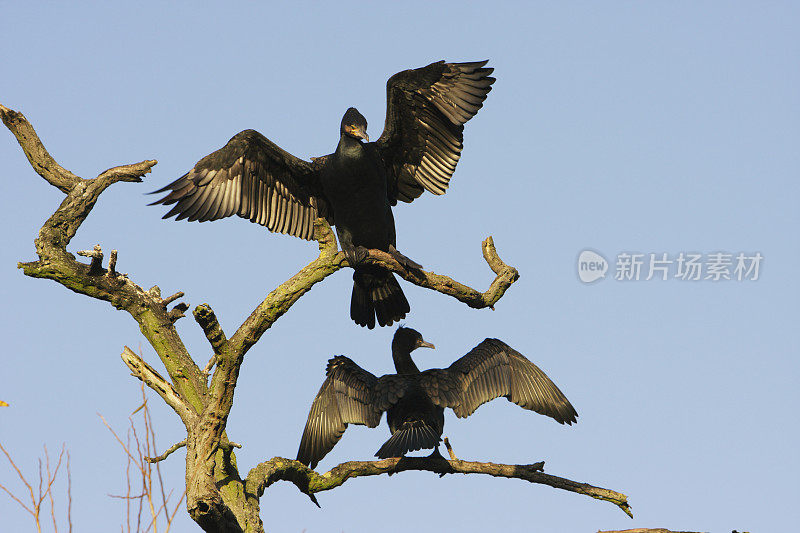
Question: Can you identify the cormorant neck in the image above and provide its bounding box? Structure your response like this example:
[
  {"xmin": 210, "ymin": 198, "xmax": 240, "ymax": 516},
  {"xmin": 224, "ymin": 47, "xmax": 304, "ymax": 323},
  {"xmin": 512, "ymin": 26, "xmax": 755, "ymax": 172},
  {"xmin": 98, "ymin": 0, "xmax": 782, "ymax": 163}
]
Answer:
[
  {"xmin": 392, "ymin": 345, "xmax": 420, "ymax": 375},
  {"xmin": 336, "ymin": 133, "xmax": 364, "ymax": 157}
]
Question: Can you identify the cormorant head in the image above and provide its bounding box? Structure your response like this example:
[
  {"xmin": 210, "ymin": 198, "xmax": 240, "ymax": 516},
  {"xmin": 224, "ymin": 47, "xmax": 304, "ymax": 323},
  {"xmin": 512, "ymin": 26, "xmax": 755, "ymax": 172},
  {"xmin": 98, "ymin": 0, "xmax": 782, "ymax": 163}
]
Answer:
[
  {"xmin": 340, "ymin": 107, "xmax": 369, "ymax": 142},
  {"xmin": 393, "ymin": 326, "xmax": 435, "ymax": 354}
]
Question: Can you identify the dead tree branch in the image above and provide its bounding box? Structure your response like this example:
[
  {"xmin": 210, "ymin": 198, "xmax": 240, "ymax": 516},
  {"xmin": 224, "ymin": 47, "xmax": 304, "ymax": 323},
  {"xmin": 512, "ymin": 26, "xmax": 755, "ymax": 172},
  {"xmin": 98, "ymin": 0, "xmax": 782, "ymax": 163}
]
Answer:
[
  {"xmin": 246, "ymin": 456, "xmax": 632, "ymax": 518},
  {"xmin": 121, "ymin": 347, "xmax": 196, "ymax": 426},
  {"xmin": 0, "ymin": 104, "xmax": 80, "ymax": 192},
  {"xmin": 145, "ymin": 440, "xmax": 188, "ymax": 464},
  {"xmin": 3, "ymin": 102, "xmax": 627, "ymax": 532}
]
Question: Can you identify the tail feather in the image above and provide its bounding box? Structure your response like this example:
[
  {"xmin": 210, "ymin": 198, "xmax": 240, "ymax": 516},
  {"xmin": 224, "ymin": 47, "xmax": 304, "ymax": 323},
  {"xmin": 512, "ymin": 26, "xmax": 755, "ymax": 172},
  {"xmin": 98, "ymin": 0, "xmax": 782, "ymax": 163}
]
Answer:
[
  {"xmin": 351, "ymin": 267, "xmax": 409, "ymax": 329},
  {"xmin": 350, "ymin": 278, "xmax": 375, "ymax": 329},
  {"xmin": 375, "ymin": 422, "xmax": 441, "ymax": 459}
]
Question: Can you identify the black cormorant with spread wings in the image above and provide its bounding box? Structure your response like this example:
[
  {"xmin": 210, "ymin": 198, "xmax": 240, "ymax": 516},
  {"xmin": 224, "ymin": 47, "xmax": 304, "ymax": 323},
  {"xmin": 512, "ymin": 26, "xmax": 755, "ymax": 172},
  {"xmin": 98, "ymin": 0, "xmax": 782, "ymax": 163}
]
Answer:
[
  {"xmin": 296, "ymin": 327, "xmax": 578, "ymax": 469},
  {"xmin": 151, "ymin": 61, "xmax": 495, "ymax": 329}
]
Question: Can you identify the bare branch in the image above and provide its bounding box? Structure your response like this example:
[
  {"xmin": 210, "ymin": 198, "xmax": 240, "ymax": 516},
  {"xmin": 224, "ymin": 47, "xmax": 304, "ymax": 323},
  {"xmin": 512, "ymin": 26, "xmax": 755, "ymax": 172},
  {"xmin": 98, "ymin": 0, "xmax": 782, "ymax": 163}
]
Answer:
[
  {"xmin": 246, "ymin": 456, "xmax": 632, "ymax": 518},
  {"xmin": 162, "ymin": 291, "xmax": 184, "ymax": 306},
  {"xmin": 145, "ymin": 440, "xmax": 187, "ymax": 464},
  {"xmin": 108, "ymin": 249, "xmax": 118, "ymax": 277},
  {"xmin": 0, "ymin": 103, "xmax": 81, "ymax": 192},
  {"xmin": 443, "ymin": 437, "xmax": 457, "ymax": 460},
  {"xmin": 201, "ymin": 355, "xmax": 217, "ymax": 377},
  {"xmin": 167, "ymin": 302, "xmax": 189, "ymax": 323},
  {"xmin": 77, "ymin": 244, "xmax": 104, "ymax": 275},
  {"xmin": 362, "ymin": 238, "xmax": 519, "ymax": 309},
  {"xmin": 0, "ymin": 442, "xmax": 70, "ymax": 531},
  {"xmin": 228, "ymin": 220, "xmax": 342, "ymax": 355},
  {"xmin": 120, "ymin": 347, "xmax": 195, "ymax": 425},
  {"xmin": 193, "ymin": 304, "xmax": 229, "ymax": 356},
  {"xmin": 96, "ymin": 160, "xmax": 157, "ymax": 184},
  {"xmin": 0, "ymin": 480, "xmax": 35, "ymax": 517},
  {"xmin": 0, "ymin": 442, "xmax": 37, "ymax": 515},
  {"xmin": 4, "ymin": 104, "xmax": 207, "ymax": 414},
  {"xmin": 67, "ymin": 452, "xmax": 72, "ymax": 533}
]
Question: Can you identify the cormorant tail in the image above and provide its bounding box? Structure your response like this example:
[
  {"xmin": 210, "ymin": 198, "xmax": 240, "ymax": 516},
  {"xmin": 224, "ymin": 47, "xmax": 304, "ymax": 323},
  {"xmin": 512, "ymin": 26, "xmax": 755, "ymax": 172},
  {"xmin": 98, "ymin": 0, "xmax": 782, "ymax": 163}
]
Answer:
[
  {"xmin": 351, "ymin": 267, "xmax": 409, "ymax": 329},
  {"xmin": 375, "ymin": 421, "xmax": 441, "ymax": 459}
]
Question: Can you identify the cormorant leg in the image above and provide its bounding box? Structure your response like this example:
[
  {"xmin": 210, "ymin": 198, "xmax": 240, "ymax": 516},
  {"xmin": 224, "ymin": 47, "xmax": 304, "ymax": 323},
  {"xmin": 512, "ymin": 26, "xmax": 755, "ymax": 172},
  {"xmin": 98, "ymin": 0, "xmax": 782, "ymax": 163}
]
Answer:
[
  {"xmin": 429, "ymin": 447, "xmax": 450, "ymax": 478},
  {"xmin": 337, "ymin": 230, "xmax": 367, "ymax": 265},
  {"xmin": 353, "ymin": 246, "xmax": 370, "ymax": 264}
]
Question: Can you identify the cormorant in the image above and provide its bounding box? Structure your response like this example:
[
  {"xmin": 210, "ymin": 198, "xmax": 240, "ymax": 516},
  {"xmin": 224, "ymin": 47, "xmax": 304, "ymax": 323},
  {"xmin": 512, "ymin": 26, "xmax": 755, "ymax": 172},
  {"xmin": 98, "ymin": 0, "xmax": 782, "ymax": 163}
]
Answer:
[
  {"xmin": 296, "ymin": 327, "xmax": 578, "ymax": 469},
  {"xmin": 150, "ymin": 61, "xmax": 495, "ymax": 329}
]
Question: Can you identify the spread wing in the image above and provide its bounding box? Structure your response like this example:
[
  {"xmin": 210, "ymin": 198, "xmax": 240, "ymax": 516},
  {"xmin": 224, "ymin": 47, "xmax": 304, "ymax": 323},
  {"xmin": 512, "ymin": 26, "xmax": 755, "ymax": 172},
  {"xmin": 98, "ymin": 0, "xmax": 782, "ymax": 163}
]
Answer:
[
  {"xmin": 374, "ymin": 60, "xmax": 495, "ymax": 203},
  {"xmin": 151, "ymin": 129, "xmax": 332, "ymax": 240},
  {"xmin": 419, "ymin": 339, "xmax": 578, "ymax": 424},
  {"xmin": 296, "ymin": 356, "xmax": 383, "ymax": 469}
]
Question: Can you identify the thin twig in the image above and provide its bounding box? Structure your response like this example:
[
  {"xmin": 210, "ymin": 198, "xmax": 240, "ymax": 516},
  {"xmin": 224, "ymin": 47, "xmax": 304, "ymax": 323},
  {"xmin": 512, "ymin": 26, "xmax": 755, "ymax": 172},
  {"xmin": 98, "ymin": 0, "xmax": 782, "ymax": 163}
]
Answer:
[
  {"xmin": 145, "ymin": 440, "xmax": 187, "ymax": 464},
  {"xmin": 165, "ymin": 489, "xmax": 186, "ymax": 532},
  {"xmin": 0, "ymin": 442, "xmax": 68, "ymax": 531},
  {"xmin": 103, "ymin": 384, "xmax": 183, "ymax": 533},
  {"xmin": 0, "ymin": 441, "xmax": 36, "ymax": 515},
  {"xmin": 67, "ymin": 452, "xmax": 72, "ymax": 533}
]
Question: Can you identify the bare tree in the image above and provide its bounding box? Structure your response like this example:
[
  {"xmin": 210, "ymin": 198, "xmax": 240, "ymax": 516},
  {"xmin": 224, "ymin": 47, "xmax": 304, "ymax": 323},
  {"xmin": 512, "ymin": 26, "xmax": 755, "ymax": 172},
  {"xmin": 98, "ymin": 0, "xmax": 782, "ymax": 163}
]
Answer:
[{"xmin": 2, "ymin": 104, "xmax": 631, "ymax": 532}]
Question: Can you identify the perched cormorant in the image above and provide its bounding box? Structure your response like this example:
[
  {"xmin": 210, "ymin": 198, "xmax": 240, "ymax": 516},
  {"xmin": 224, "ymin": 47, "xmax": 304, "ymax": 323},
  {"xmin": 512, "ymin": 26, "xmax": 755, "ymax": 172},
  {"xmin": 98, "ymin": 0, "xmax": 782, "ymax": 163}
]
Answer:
[
  {"xmin": 296, "ymin": 327, "xmax": 578, "ymax": 469},
  {"xmin": 151, "ymin": 61, "xmax": 495, "ymax": 329}
]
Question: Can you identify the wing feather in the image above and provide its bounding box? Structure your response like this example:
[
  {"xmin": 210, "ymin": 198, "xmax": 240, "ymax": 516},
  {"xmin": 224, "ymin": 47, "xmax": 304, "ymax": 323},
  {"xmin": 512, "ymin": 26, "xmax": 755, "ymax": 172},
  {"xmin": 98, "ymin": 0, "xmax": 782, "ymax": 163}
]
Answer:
[
  {"xmin": 296, "ymin": 356, "xmax": 384, "ymax": 469},
  {"xmin": 151, "ymin": 129, "xmax": 332, "ymax": 240},
  {"xmin": 181, "ymin": 180, "xmax": 216, "ymax": 221},
  {"xmin": 375, "ymin": 60, "xmax": 494, "ymax": 204},
  {"xmin": 419, "ymin": 339, "xmax": 578, "ymax": 424}
]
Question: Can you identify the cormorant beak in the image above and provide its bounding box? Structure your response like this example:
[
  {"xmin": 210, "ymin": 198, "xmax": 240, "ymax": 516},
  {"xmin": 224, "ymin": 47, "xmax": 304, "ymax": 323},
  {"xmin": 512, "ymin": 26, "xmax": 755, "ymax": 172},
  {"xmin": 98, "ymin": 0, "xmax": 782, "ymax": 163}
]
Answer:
[
  {"xmin": 344, "ymin": 124, "xmax": 369, "ymax": 142},
  {"xmin": 418, "ymin": 340, "xmax": 435, "ymax": 350},
  {"xmin": 354, "ymin": 125, "xmax": 369, "ymax": 143}
]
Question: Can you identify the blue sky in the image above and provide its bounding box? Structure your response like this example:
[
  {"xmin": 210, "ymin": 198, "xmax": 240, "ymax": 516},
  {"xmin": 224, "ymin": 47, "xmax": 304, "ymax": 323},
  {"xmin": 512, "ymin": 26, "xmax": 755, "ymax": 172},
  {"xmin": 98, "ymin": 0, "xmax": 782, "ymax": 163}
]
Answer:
[{"xmin": 1, "ymin": 2, "xmax": 798, "ymax": 532}]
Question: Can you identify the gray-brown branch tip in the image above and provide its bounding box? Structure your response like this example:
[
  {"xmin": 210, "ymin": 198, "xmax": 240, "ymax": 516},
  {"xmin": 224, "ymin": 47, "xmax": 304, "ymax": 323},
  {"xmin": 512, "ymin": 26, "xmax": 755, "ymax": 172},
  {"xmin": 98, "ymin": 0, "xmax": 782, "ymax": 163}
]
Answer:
[
  {"xmin": 0, "ymin": 103, "xmax": 22, "ymax": 124},
  {"xmin": 145, "ymin": 439, "xmax": 187, "ymax": 463},
  {"xmin": 169, "ymin": 302, "xmax": 189, "ymax": 323},
  {"xmin": 77, "ymin": 244, "xmax": 104, "ymax": 274},
  {"xmin": 527, "ymin": 461, "xmax": 545, "ymax": 472},
  {"xmin": 96, "ymin": 160, "xmax": 158, "ymax": 182},
  {"xmin": 0, "ymin": 104, "xmax": 13, "ymax": 117}
]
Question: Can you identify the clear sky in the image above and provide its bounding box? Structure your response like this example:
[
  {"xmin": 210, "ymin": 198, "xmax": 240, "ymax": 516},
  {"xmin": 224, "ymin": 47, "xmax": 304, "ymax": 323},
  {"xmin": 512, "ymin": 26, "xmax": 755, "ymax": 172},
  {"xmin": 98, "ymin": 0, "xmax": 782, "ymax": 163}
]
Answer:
[{"xmin": 1, "ymin": 2, "xmax": 798, "ymax": 532}]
